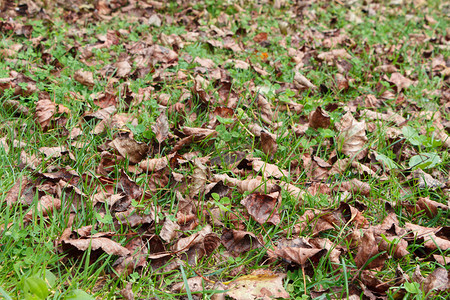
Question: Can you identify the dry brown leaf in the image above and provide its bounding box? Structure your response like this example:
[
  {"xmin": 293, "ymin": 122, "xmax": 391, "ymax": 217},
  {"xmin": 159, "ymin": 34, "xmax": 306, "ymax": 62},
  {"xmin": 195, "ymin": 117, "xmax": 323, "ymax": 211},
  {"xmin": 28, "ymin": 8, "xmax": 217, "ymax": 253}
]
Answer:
[
  {"xmin": 152, "ymin": 111, "xmax": 169, "ymax": 144},
  {"xmin": 24, "ymin": 195, "xmax": 61, "ymax": 222},
  {"xmin": 113, "ymin": 237, "xmax": 148, "ymax": 276},
  {"xmin": 63, "ymin": 237, "xmax": 130, "ymax": 256},
  {"xmin": 251, "ymin": 159, "xmax": 287, "ymax": 179},
  {"xmin": 189, "ymin": 158, "xmax": 208, "ymax": 197},
  {"xmin": 172, "ymin": 276, "xmax": 204, "ymax": 294},
  {"xmin": 213, "ymin": 174, "xmax": 278, "ymax": 194},
  {"xmin": 405, "ymin": 223, "xmax": 450, "ymax": 251},
  {"xmin": 160, "ymin": 218, "xmax": 180, "ymax": 243},
  {"xmin": 336, "ymin": 112, "xmax": 368, "ymax": 160},
  {"xmin": 373, "ymin": 65, "xmax": 398, "ymax": 73},
  {"xmin": 182, "ymin": 127, "xmax": 217, "ymax": 139},
  {"xmin": 383, "ymin": 72, "xmax": 413, "ymax": 91},
  {"xmin": 309, "ymin": 107, "xmax": 330, "ymax": 129},
  {"xmin": 256, "ymin": 94, "xmax": 274, "ymax": 124},
  {"xmin": 221, "ymin": 229, "xmax": 261, "ymax": 256},
  {"xmin": 110, "ymin": 134, "xmax": 149, "ymax": 164},
  {"xmin": 261, "ymin": 131, "xmax": 277, "ymax": 156},
  {"xmin": 361, "ymin": 109, "xmax": 406, "ymax": 126},
  {"xmin": 226, "ymin": 270, "xmax": 289, "ymax": 300},
  {"xmin": 193, "ymin": 57, "xmax": 215, "ymax": 68},
  {"xmin": 275, "ymin": 246, "xmax": 327, "ymax": 266},
  {"xmin": 355, "ymin": 229, "xmax": 386, "ymax": 269},
  {"xmin": 421, "ymin": 268, "xmax": 449, "ymax": 295},
  {"xmin": 5, "ymin": 176, "xmax": 31, "ymax": 206},
  {"xmin": 294, "ymin": 72, "xmax": 317, "ymax": 90},
  {"xmin": 336, "ymin": 178, "xmax": 371, "ymax": 196},
  {"xmin": 317, "ymin": 49, "xmax": 352, "ymax": 62},
  {"xmin": 74, "ymin": 69, "xmax": 95, "ymax": 88},
  {"xmin": 241, "ymin": 193, "xmax": 280, "ymax": 225},
  {"xmin": 139, "ymin": 153, "xmax": 175, "ymax": 172},
  {"xmin": 115, "ymin": 61, "xmax": 132, "ymax": 77},
  {"xmin": 35, "ymin": 99, "xmax": 56, "ymax": 129},
  {"xmin": 38, "ymin": 146, "xmax": 67, "ymax": 158}
]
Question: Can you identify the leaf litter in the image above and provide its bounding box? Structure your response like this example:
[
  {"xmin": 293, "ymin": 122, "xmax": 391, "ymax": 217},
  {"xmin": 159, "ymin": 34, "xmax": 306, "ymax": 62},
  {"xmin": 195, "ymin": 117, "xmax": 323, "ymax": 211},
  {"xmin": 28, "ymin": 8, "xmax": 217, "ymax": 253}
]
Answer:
[{"xmin": 0, "ymin": 0, "xmax": 449, "ymax": 299}]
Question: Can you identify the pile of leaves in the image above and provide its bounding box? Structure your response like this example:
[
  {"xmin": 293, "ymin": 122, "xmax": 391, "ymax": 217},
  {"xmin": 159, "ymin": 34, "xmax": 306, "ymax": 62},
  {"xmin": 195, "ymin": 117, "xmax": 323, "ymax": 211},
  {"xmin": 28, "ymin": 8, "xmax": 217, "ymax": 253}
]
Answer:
[{"xmin": 0, "ymin": 0, "xmax": 449, "ymax": 299}]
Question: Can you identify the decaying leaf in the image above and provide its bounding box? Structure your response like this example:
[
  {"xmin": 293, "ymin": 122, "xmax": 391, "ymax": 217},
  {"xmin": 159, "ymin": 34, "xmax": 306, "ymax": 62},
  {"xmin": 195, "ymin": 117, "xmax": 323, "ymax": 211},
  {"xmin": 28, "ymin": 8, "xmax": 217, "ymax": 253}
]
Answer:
[
  {"xmin": 74, "ymin": 69, "xmax": 95, "ymax": 88},
  {"xmin": 309, "ymin": 107, "xmax": 330, "ymax": 129},
  {"xmin": 336, "ymin": 112, "xmax": 368, "ymax": 160},
  {"xmin": 63, "ymin": 237, "xmax": 130, "ymax": 256},
  {"xmin": 221, "ymin": 229, "xmax": 261, "ymax": 256},
  {"xmin": 35, "ymin": 99, "xmax": 56, "ymax": 129},
  {"xmin": 260, "ymin": 131, "xmax": 277, "ymax": 156},
  {"xmin": 110, "ymin": 134, "xmax": 149, "ymax": 164},
  {"xmin": 241, "ymin": 193, "xmax": 281, "ymax": 225},
  {"xmin": 226, "ymin": 270, "xmax": 289, "ymax": 300},
  {"xmin": 152, "ymin": 112, "xmax": 169, "ymax": 144}
]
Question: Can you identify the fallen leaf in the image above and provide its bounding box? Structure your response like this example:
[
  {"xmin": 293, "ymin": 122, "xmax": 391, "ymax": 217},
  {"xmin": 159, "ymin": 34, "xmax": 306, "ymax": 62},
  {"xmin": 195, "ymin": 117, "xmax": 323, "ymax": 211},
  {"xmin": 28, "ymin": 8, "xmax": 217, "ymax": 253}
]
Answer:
[
  {"xmin": 35, "ymin": 99, "xmax": 56, "ymax": 129},
  {"xmin": 309, "ymin": 107, "xmax": 330, "ymax": 129},
  {"xmin": 226, "ymin": 270, "xmax": 289, "ymax": 300},
  {"xmin": 74, "ymin": 69, "xmax": 95, "ymax": 88},
  {"xmin": 152, "ymin": 111, "xmax": 169, "ymax": 144},
  {"xmin": 24, "ymin": 195, "xmax": 61, "ymax": 222},
  {"xmin": 63, "ymin": 237, "xmax": 130, "ymax": 256},
  {"xmin": 110, "ymin": 134, "xmax": 149, "ymax": 164},
  {"xmin": 221, "ymin": 229, "xmax": 261, "ymax": 256},
  {"xmin": 336, "ymin": 112, "xmax": 368, "ymax": 160},
  {"xmin": 261, "ymin": 131, "xmax": 277, "ymax": 156},
  {"xmin": 241, "ymin": 193, "xmax": 281, "ymax": 225}
]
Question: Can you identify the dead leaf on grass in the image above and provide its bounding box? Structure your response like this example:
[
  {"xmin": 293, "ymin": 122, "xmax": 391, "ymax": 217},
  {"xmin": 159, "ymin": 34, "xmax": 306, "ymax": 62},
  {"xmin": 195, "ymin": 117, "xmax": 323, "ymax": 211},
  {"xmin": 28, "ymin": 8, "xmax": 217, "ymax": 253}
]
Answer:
[
  {"xmin": 24, "ymin": 195, "xmax": 61, "ymax": 222},
  {"xmin": 309, "ymin": 107, "xmax": 330, "ymax": 129},
  {"xmin": 35, "ymin": 99, "xmax": 56, "ymax": 129},
  {"xmin": 241, "ymin": 193, "xmax": 281, "ymax": 225},
  {"xmin": 260, "ymin": 131, "xmax": 277, "ymax": 156},
  {"xmin": 221, "ymin": 229, "xmax": 261, "ymax": 256},
  {"xmin": 336, "ymin": 112, "xmax": 368, "ymax": 160},
  {"xmin": 74, "ymin": 69, "xmax": 95, "ymax": 88},
  {"xmin": 152, "ymin": 111, "xmax": 169, "ymax": 144},
  {"xmin": 226, "ymin": 269, "xmax": 289, "ymax": 300},
  {"xmin": 110, "ymin": 134, "xmax": 149, "ymax": 164},
  {"xmin": 63, "ymin": 237, "xmax": 130, "ymax": 257}
]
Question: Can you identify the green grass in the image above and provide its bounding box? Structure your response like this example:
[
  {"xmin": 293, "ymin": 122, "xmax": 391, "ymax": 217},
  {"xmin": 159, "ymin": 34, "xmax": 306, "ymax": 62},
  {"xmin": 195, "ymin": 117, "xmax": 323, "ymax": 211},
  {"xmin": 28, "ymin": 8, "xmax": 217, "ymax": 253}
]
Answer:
[{"xmin": 1, "ymin": 0, "xmax": 449, "ymax": 299}]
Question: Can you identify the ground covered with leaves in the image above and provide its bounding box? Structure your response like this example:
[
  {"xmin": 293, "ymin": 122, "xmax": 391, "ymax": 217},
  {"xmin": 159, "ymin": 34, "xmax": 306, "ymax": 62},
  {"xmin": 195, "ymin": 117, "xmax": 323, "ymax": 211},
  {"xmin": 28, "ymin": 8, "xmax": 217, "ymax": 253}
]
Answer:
[{"xmin": 0, "ymin": 0, "xmax": 449, "ymax": 299}]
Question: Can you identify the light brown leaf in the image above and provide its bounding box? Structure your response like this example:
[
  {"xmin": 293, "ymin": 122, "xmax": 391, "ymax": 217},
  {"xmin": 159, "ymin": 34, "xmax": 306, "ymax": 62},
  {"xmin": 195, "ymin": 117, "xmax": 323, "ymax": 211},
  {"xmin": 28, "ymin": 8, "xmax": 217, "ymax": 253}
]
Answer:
[
  {"xmin": 384, "ymin": 72, "xmax": 413, "ymax": 91},
  {"xmin": 74, "ymin": 69, "xmax": 95, "ymax": 88},
  {"xmin": 172, "ymin": 276, "xmax": 204, "ymax": 294},
  {"xmin": 152, "ymin": 112, "xmax": 169, "ymax": 144},
  {"xmin": 115, "ymin": 61, "xmax": 132, "ymax": 78},
  {"xmin": 63, "ymin": 237, "xmax": 130, "ymax": 256},
  {"xmin": 193, "ymin": 57, "xmax": 215, "ymax": 68},
  {"xmin": 35, "ymin": 99, "xmax": 56, "ymax": 129},
  {"xmin": 294, "ymin": 72, "xmax": 317, "ymax": 90},
  {"xmin": 24, "ymin": 195, "xmax": 61, "ymax": 222},
  {"xmin": 317, "ymin": 49, "xmax": 351, "ymax": 62},
  {"xmin": 336, "ymin": 112, "xmax": 368, "ymax": 160},
  {"xmin": 251, "ymin": 159, "xmax": 287, "ymax": 179},
  {"xmin": 139, "ymin": 153, "xmax": 175, "ymax": 172},
  {"xmin": 226, "ymin": 270, "xmax": 289, "ymax": 300},
  {"xmin": 160, "ymin": 218, "xmax": 180, "ymax": 243},
  {"xmin": 110, "ymin": 135, "xmax": 149, "ymax": 164},
  {"xmin": 213, "ymin": 174, "xmax": 278, "ymax": 194},
  {"xmin": 422, "ymin": 268, "xmax": 448, "ymax": 295},
  {"xmin": 404, "ymin": 223, "xmax": 450, "ymax": 251}
]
